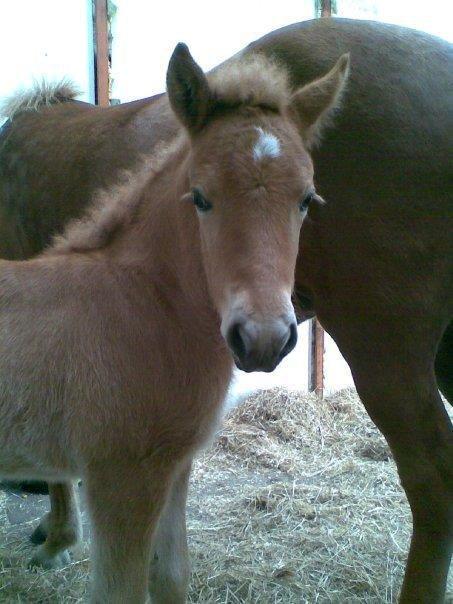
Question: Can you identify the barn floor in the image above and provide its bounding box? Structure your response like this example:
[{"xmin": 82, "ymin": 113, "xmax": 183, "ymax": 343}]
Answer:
[{"xmin": 0, "ymin": 388, "xmax": 451, "ymax": 603}]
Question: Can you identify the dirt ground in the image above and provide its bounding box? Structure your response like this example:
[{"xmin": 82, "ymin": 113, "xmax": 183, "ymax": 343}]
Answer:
[{"xmin": 0, "ymin": 387, "xmax": 451, "ymax": 603}]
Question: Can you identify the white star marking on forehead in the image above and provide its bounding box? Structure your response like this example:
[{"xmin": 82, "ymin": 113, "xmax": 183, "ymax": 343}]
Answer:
[{"xmin": 252, "ymin": 127, "xmax": 281, "ymax": 162}]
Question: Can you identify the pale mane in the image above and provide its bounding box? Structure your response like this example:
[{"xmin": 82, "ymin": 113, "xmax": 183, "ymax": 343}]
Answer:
[
  {"xmin": 0, "ymin": 79, "xmax": 80, "ymax": 120},
  {"xmin": 49, "ymin": 134, "xmax": 186, "ymax": 255},
  {"xmin": 208, "ymin": 54, "xmax": 291, "ymax": 112}
]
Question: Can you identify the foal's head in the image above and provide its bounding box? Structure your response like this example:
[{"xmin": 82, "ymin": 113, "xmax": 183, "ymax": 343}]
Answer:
[{"xmin": 167, "ymin": 44, "xmax": 349, "ymax": 372}]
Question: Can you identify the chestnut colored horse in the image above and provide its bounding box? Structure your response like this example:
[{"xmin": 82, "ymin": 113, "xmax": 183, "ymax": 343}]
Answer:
[
  {"xmin": 1, "ymin": 18, "xmax": 452, "ymax": 604},
  {"xmin": 0, "ymin": 40, "xmax": 348, "ymax": 602}
]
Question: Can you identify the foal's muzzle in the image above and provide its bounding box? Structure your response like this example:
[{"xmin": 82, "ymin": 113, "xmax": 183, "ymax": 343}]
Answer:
[{"xmin": 225, "ymin": 315, "xmax": 298, "ymax": 373}]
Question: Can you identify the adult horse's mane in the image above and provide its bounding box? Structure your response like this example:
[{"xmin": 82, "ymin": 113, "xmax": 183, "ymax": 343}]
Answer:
[
  {"xmin": 0, "ymin": 79, "xmax": 80, "ymax": 121},
  {"xmin": 48, "ymin": 54, "xmax": 295, "ymax": 256}
]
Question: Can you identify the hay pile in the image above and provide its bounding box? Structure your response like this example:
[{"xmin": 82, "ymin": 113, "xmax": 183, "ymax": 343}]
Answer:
[{"xmin": 0, "ymin": 388, "xmax": 451, "ymax": 602}]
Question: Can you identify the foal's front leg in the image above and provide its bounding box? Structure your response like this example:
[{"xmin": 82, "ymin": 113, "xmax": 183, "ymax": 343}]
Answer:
[
  {"xmin": 86, "ymin": 461, "xmax": 180, "ymax": 604},
  {"xmin": 149, "ymin": 460, "xmax": 192, "ymax": 603},
  {"xmin": 29, "ymin": 481, "xmax": 81, "ymax": 569}
]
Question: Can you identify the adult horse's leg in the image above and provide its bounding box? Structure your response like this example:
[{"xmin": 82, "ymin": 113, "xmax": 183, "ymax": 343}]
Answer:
[
  {"xmin": 86, "ymin": 459, "xmax": 181, "ymax": 604},
  {"xmin": 323, "ymin": 316, "xmax": 452, "ymax": 603},
  {"xmin": 435, "ymin": 321, "xmax": 453, "ymax": 404},
  {"xmin": 149, "ymin": 460, "xmax": 191, "ymax": 604},
  {"xmin": 29, "ymin": 482, "xmax": 81, "ymax": 568}
]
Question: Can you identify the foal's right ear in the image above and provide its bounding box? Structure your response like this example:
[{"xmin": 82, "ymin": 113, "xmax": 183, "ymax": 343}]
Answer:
[
  {"xmin": 167, "ymin": 43, "xmax": 212, "ymax": 134},
  {"xmin": 289, "ymin": 53, "xmax": 350, "ymax": 148}
]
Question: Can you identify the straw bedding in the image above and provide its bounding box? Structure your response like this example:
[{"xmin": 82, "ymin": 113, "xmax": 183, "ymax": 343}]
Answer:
[{"xmin": 0, "ymin": 387, "xmax": 451, "ymax": 602}]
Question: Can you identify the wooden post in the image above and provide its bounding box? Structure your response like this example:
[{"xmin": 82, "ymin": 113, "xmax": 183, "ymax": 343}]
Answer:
[
  {"xmin": 94, "ymin": 0, "xmax": 109, "ymax": 106},
  {"xmin": 315, "ymin": 0, "xmax": 333, "ymax": 18},
  {"xmin": 308, "ymin": 0, "xmax": 332, "ymax": 398},
  {"xmin": 321, "ymin": 0, "xmax": 332, "ymax": 17},
  {"xmin": 309, "ymin": 319, "xmax": 325, "ymax": 398}
]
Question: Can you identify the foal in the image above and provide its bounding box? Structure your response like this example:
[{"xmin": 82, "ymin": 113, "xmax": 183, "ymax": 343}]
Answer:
[{"xmin": 0, "ymin": 45, "xmax": 348, "ymax": 602}]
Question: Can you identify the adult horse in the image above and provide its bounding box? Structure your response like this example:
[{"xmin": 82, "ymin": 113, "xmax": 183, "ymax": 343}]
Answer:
[{"xmin": 1, "ymin": 18, "xmax": 451, "ymax": 604}]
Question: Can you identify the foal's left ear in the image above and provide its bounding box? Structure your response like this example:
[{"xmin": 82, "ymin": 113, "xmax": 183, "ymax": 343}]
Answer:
[
  {"xmin": 167, "ymin": 43, "xmax": 212, "ymax": 134},
  {"xmin": 289, "ymin": 54, "xmax": 350, "ymax": 148}
]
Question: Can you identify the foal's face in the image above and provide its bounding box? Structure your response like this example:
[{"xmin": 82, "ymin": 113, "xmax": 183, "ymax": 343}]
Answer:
[
  {"xmin": 167, "ymin": 43, "xmax": 349, "ymax": 372},
  {"xmin": 187, "ymin": 114, "xmax": 312, "ymax": 372}
]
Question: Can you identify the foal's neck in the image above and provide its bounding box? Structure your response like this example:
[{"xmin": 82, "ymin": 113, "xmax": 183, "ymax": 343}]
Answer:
[{"xmin": 112, "ymin": 141, "xmax": 219, "ymax": 330}]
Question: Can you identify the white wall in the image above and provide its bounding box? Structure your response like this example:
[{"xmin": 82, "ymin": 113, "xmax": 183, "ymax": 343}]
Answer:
[
  {"xmin": 0, "ymin": 0, "xmax": 94, "ymax": 110},
  {"xmin": 324, "ymin": 333, "xmax": 354, "ymax": 394},
  {"xmin": 110, "ymin": 0, "xmax": 315, "ymax": 102},
  {"xmin": 109, "ymin": 0, "xmax": 452, "ymax": 105},
  {"xmin": 336, "ymin": 0, "xmax": 453, "ymax": 42}
]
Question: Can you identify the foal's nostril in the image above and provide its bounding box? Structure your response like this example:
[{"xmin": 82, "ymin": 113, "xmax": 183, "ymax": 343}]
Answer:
[
  {"xmin": 279, "ymin": 322, "xmax": 298, "ymax": 360},
  {"xmin": 227, "ymin": 322, "xmax": 247, "ymax": 359}
]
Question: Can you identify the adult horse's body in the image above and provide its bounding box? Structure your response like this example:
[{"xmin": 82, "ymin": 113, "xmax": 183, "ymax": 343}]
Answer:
[{"xmin": 0, "ymin": 18, "xmax": 451, "ymax": 603}]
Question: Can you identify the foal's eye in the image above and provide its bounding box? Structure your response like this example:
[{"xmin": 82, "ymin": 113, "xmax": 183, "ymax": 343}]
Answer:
[
  {"xmin": 299, "ymin": 190, "xmax": 315, "ymax": 213},
  {"xmin": 192, "ymin": 189, "xmax": 213, "ymax": 212}
]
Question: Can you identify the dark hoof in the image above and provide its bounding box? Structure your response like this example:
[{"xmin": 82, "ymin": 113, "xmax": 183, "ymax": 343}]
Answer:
[
  {"xmin": 30, "ymin": 524, "xmax": 47, "ymax": 545},
  {"xmin": 28, "ymin": 549, "xmax": 71, "ymax": 570}
]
